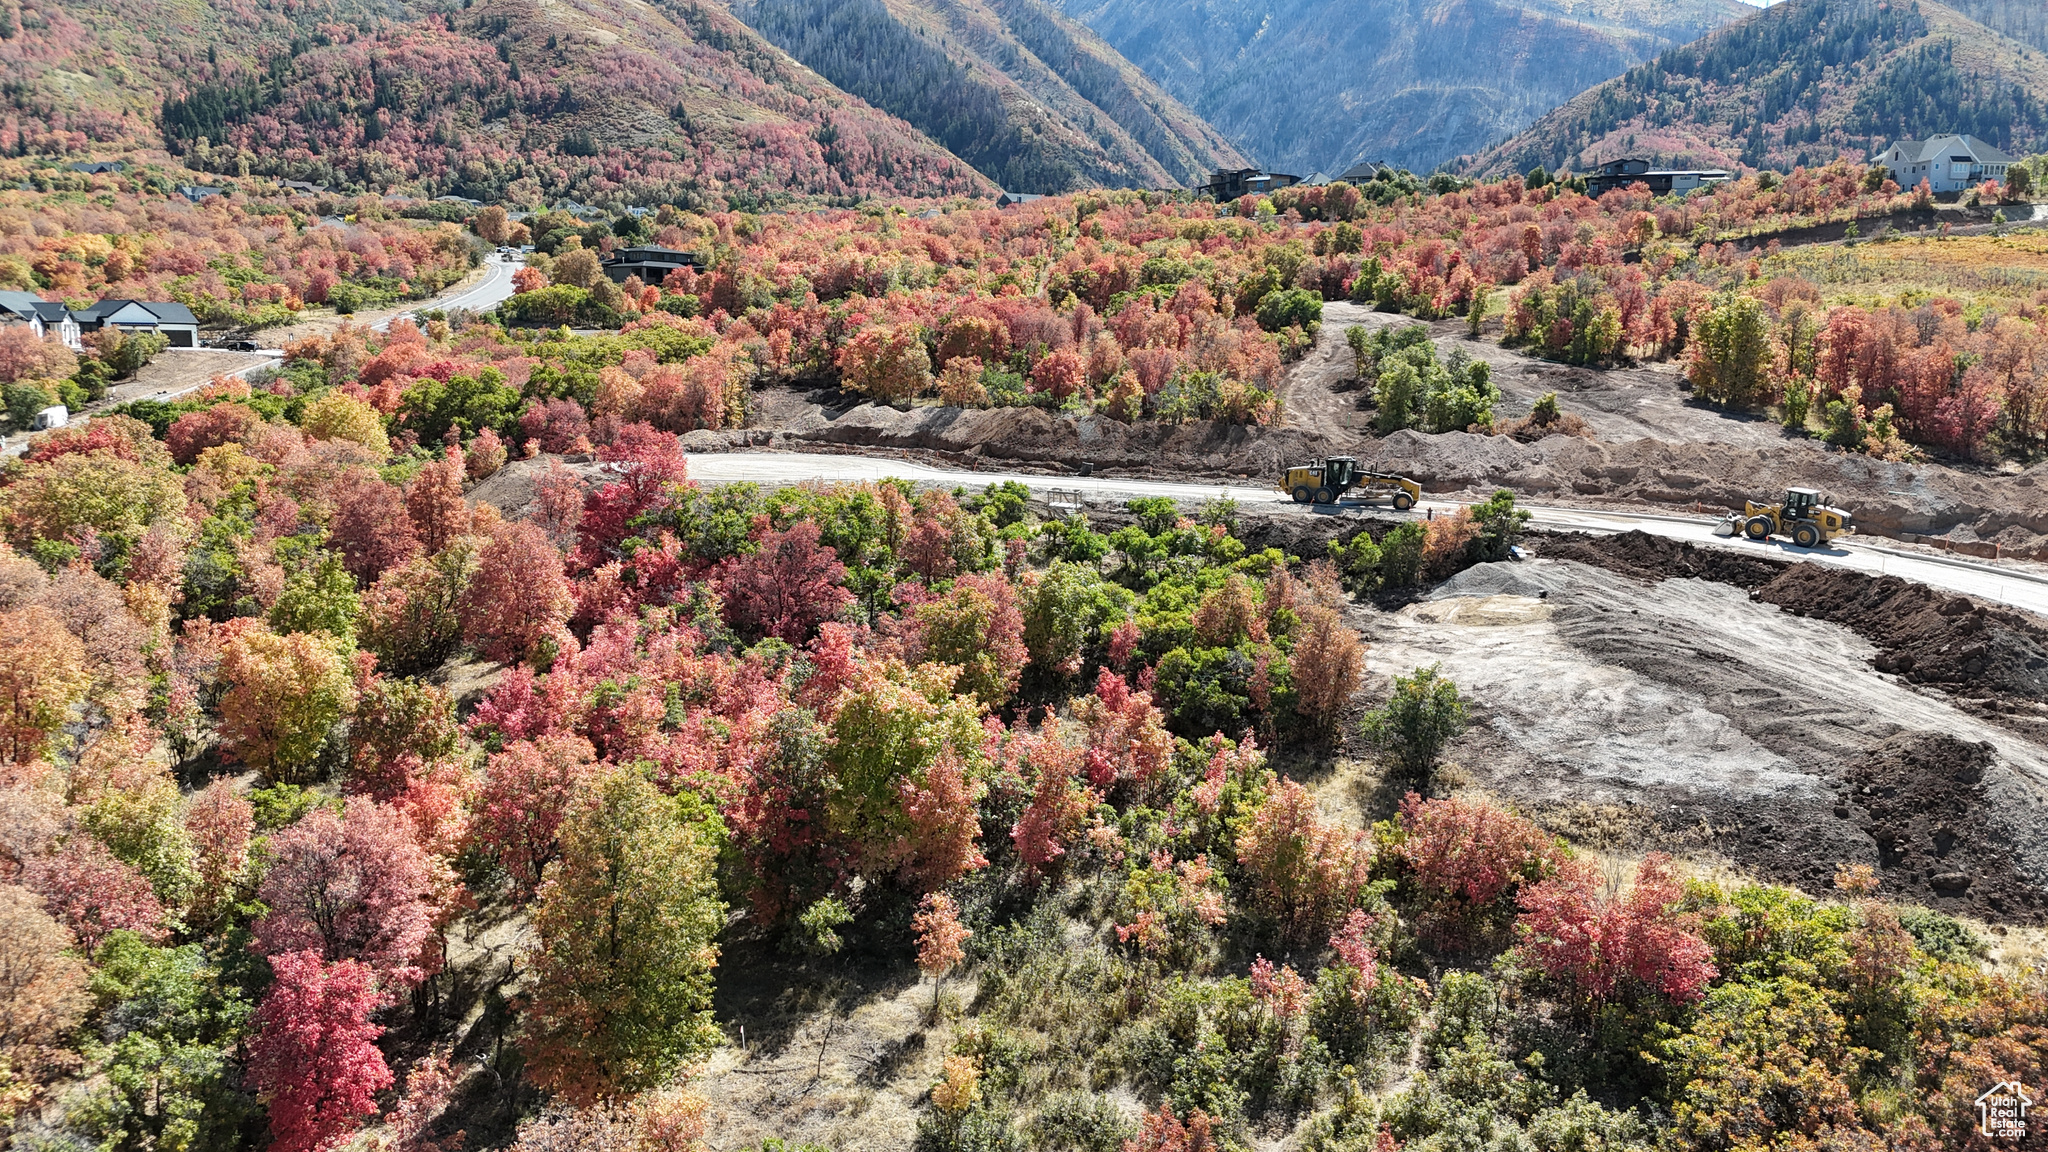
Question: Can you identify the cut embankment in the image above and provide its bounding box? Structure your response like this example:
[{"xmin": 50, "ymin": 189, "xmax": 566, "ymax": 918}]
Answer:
[{"xmin": 1369, "ymin": 555, "xmax": 2048, "ymax": 922}]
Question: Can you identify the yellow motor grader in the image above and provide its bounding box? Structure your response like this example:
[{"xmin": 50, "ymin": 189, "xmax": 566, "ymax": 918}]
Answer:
[
  {"xmin": 1713, "ymin": 487, "xmax": 1854, "ymax": 548},
  {"xmin": 1279, "ymin": 456, "xmax": 1420, "ymax": 509}
]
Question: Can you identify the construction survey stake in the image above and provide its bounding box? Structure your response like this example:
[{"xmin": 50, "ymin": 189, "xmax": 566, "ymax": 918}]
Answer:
[{"xmin": 1977, "ymin": 1080, "xmax": 2031, "ymax": 1141}]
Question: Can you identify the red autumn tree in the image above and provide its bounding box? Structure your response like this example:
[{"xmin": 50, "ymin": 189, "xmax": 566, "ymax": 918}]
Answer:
[
  {"xmin": 165, "ymin": 403, "xmax": 261, "ymax": 465},
  {"xmin": 1235, "ymin": 777, "xmax": 1372, "ymax": 941},
  {"xmin": 1007, "ymin": 728, "xmax": 1094, "ymax": 871},
  {"xmin": 836, "ymin": 324, "xmax": 931, "ymax": 403},
  {"xmin": 246, "ymin": 950, "xmax": 393, "ymax": 1152},
  {"xmin": 572, "ymin": 424, "xmax": 687, "ymax": 569},
  {"xmin": 895, "ymin": 746, "xmax": 988, "ymax": 893},
  {"xmin": 1516, "ymin": 852, "xmax": 1717, "ymax": 1013},
  {"xmin": 0, "ymin": 604, "xmax": 90, "ymax": 764},
  {"xmin": 253, "ymin": 798, "xmax": 444, "ymax": 990},
  {"xmin": 185, "ymin": 779, "xmax": 254, "ymax": 928},
  {"xmin": 1394, "ymin": 792, "xmax": 1563, "ymax": 944},
  {"xmin": 1291, "ymin": 604, "xmax": 1364, "ymax": 736},
  {"xmin": 912, "ymin": 891, "xmax": 971, "ymax": 994},
  {"xmin": 347, "ymin": 671, "xmax": 461, "ymax": 803},
  {"xmin": 910, "ymin": 571, "xmax": 1027, "ymax": 707},
  {"xmin": 470, "ymin": 734, "xmax": 599, "ymax": 898},
  {"xmin": 406, "ymin": 447, "xmax": 470, "ymax": 555},
  {"xmin": 460, "ymin": 520, "xmax": 573, "ymax": 665},
  {"xmin": 329, "ymin": 474, "xmax": 422, "ymax": 585},
  {"xmin": 716, "ymin": 520, "xmax": 852, "ymax": 644},
  {"xmin": 21, "ymin": 835, "xmax": 166, "ymax": 954},
  {"xmin": 1127, "ymin": 1104, "xmax": 1220, "ymax": 1152}
]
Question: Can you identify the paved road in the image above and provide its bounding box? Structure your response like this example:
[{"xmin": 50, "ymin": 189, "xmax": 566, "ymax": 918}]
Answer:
[
  {"xmin": 681, "ymin": 450, "xmax": 2048, "ymax": 620},
  {"xmin": 374, "ymin": 253, "xmax": 520, "ymax": 332}
]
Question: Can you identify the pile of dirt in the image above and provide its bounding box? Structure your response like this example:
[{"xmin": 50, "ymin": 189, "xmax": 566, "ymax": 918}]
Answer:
[
  {"xmin": 1756, "ymin": 566, "xmax": 2048, "ymax": 703},
  {"xmin": 1521, "ymin": 532, "xmax": 2048, "ymax": 742},
  {"xmin": 1840, "ymin": 733, "xmax": 2048, "ymax": 920},
  {"xmin": 1532, "ymin": 530, "xmax": 1790, "ymax": 587}
]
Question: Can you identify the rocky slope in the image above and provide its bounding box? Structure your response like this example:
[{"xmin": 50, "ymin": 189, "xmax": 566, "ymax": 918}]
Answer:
[
  {"xmin": 728, "ymin": 0, "xmax": 1246, "ymax": 192},
  {"xmin": 1462, "ymin": 0, "xmax": 2048, "ymax": 179},
  {"xmin": 1048, "ymin": 0, "xmax": 1752, "ymax": 176}
]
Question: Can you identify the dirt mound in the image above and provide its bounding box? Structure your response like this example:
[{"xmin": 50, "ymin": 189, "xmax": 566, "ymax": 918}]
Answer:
[
  {"xmin": 1756, "ymin": 566, "xmax": 2048, "ymax": 703},
  {"xmin": 1841, "ymin": 733, "xmax": 2048, "ymax": 921},
  {"xmin": 1533, "ymin": 530, "xmax": 1790, "ymax": 587}
]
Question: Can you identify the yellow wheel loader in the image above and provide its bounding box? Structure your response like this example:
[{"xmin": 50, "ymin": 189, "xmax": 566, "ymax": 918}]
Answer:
[
  {"xmin": 1713, "ymin": 487, "xmax": 1854, "ymax": 548},
  {"xmin": 1279, "ymin": 456, "xmax": 1420, "ymax": 509}
]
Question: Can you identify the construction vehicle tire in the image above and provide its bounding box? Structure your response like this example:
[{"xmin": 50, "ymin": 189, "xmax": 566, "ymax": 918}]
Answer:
[
  {"xmin": 1313, "ymin": 487, "xmax": 1334, "ymax": 505},
  {"xmin": 1743, "ymin": 515, "xmax": 1774, "ymax": 541},
  {"xmin": 1292, "ymin": 486, "xmax": 1313, "ymax": 504},
  {"xmin": 1392, "ymin": 491, "xmax": 1415, "ymax": 510},
  {"xmin": 1792, "ymin": 522, "xmax": 1821, "ymax": 548}
]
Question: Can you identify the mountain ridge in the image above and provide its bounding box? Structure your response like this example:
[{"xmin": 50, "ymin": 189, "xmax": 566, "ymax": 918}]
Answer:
[
  {"xmin": 1460, "ymin": 0, "xmax": 2048, "ymax": 179},
  {"xmin": 1050, "ymin": 0, "xmax": 1756, "ymax": 175},
  {"xmin": 728, "ymin": 0, "xmax": 1246, "ymax": 192}
]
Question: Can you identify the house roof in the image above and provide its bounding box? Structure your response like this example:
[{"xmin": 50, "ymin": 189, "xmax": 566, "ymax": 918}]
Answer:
[
  {"xmin": 0, "ymin": 290, "xmax": 46, "ymax": 318},
  {"xmin": 69, "ymin": 161, "xmax": 124, "ymax": 174},
  {"xmin": 78, "ymin": 300, "xmax": 200, "ymax": 326},
  {"xmin": 1881, "ymin": 135, "xmax": 2015, "ymax": 165}
]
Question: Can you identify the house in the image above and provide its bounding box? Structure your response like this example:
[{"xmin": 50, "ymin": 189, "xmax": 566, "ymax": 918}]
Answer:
[
  {"xmin": 1337, "ymin": 159, "xmax": 1393, "ymax": 183},
  {"xmin": 278, "ymin": 179, "xmax": 329, "ymax": 195},
  {"xmin": 1873, "ymin": 135, "xmax": 2014, "ymax": 195},
  {"xmin": 600, "ymin": 245, "xmax": 700, "ymax": 285},
  {"xmin": 177, "ymin": 184, "xmax": 225, "ymax": 202},
  {"xmin": 435, "ymin": 195, "xmax": 483, "ymax": 208},
  {"xmin": 0, "ymin": 292, "xmax": 82, "ymax": 350},
  {"xmin": 996, "ymin": 191, "xmax": 1045, "ymax": 208},
  {"xmin": 1583, "ymin": 158, "xmax": 1734, "ymax": 197},
  {"xmin": 1198, "ymin": 168, "xmax": 1301, "ymax": 202},
  {"xmin": 69, "ymin": 161, "xmax": 124, "ymax": 175},
  {"xmin": 74, "ymin": 300, "xmax": 202, "ymax": 348}
]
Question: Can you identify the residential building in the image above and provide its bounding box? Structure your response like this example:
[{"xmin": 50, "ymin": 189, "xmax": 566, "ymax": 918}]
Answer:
[
  {"xmin": 0, "ymin": 292, "xmax": 82, "ymax": 350},
  {"xmin": 74, "ymin": 300, "xmax": 202, "ymax": 348},
  {"xmin": 1583, "ymin": 158, "xmax": 1734, "ymax": 197},
  {"xmin": 996, "ymin": 191, "xmax": 1045, "ymax": 208},
  {"xmin": 601, "ymin": 246, "xmax": 700, "ymax": 285},
  {"xmin": 177, "ymin": 184, "xmax": 225, "ymax": 202},
  {"xmin": 69, "ymin": 161, "xmax": 124, "ymax": 175},
  {"xmin": 1198, "ymin": 168, "xmax": 1301, "ymax": 202},
  {"xmin": 1337, "ymin": 159, "xmax": 1394, "ymax": 183},
  {"xmin": 1872, "ymin": 135, "xmax": 2015, "ymax": 194}
]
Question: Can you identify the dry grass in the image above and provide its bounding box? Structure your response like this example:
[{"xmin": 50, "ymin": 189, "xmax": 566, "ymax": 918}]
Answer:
[{"xmin": 1770, "ymin": 232, "xmax": 2048, "ymax": 308}]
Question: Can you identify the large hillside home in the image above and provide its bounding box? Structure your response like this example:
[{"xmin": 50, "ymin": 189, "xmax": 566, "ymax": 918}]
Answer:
[
  {"xmin": 75, "ymin": 300, "xmax": 202, "ymax": 347},
  {"xmin": 1199, "ymin": 168, "xmax": 1301, "ymax": 202},
  {"xmin": 1583, "ymin": 158, "xmax": 1734, "ymax": 197},
  {"xmin": 600, "ymin": 246, "xmax": 701, "ymax": 286},
  {"xmin": 1873, "ymin": 136, "xmax": 2014, "ymax": 195}
]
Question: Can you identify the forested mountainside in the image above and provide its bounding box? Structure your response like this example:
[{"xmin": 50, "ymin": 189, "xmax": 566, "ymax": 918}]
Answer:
[
  {"xmin": 728, "ymin": 0, "xmax": 1246, "ymax": 193},
  {"xmin": 1464, "ymin": 0, "xmax": 2048, "ymax": 179},
  {"xmin": 1050, "ymin": 0, "xmax": 1753, "ymax": 176},
  {"xmin": 3, "ymin": 0, "xmax": 990, "ymax": 206}
]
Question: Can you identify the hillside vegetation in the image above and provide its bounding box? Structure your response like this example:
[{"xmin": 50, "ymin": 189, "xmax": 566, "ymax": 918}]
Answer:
[
  {"xmin": 728, "ymin": 0, "xmax": 1246, "ymax": 193},
  {"xmin": 1051, "ymin": 0, "xmax": 1752, "ymax": 176},
  {"xmin": 2, "ymin": 0, "xmax": 990, "ymax": 206},
  {"xmin": 1465, "ymin": 0, "xmax": 2048, "ymax": 179}
]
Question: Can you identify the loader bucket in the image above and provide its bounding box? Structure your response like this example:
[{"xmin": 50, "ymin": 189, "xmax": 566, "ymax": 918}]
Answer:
[{"xmin": 1712, "ymin": 516, "xmax": 1741, "ymax": 538}]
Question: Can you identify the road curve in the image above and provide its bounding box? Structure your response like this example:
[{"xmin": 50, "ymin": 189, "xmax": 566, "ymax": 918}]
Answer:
[
  {"xmin": 682, "ymin": 450, "xmax": 2048, "ymax": 620},
  {"xmin": 373, "ymin": 253, "xmax": 520, "ymax": 332}
]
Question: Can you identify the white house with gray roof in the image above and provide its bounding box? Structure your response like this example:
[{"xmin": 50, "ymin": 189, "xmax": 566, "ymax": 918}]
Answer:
[{"xmin": 1872, "ymin": 135, "xmax": 2015, "ymax": 195}]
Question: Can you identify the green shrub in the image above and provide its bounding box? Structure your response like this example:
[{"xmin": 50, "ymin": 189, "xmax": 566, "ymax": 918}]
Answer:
[{"xmin": 1361, "ymin": 664, "xmax": 1468, "ymax": 777}]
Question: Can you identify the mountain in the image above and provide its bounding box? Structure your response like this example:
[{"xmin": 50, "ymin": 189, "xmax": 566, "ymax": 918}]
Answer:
[
  {"xmin": 1462, "ymin": 0, "xmax": 2048, "ymax": 178},
  {"xmin": 0, "ymin": 0, "xmax": 992, "ymax": 206},
  {"xmin": 1047, "ymin": 0, "xmax": 1754, "ymax": 177},
  {"xmin": 727, "ymin": 0, "xmax": 1248, "ymax": 192}
]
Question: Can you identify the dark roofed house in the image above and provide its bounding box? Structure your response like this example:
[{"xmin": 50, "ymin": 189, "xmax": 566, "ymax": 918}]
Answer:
[
  {"xmin": 75, "ymin": 300, "xmax": 202, "ymax": 348},
  {"xmin": 1337, "ymin": 160, "xmax": 1393, "ymax": 184},
  {"xmin": 1583, "ymin": 158, "xmax": 1733, "ymax": 197},
  {"xmin": 601, "ymin": 246, "xmax": 701, "ymax": 286},
  {"xmin": 996, "ymin": 191, "xmax": 1045, "ymax": 208},
  {"xmin": 278, "ymin": 179, "xmax": 329, "ymax": 195},
  {"xmin": 0, "ymin": 291, "xmax": 81, "ymax": 350},
  {"xmin": 1198, "ymin": 167, "xmax": 1301, "ymax": 202},
  {"xmin": 69, "ymin": 161, "xmax": 124, "ymax": 175},
  {"xmin": 177, "ymin": 184, "xmax": 225, "ymax": 202}
]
